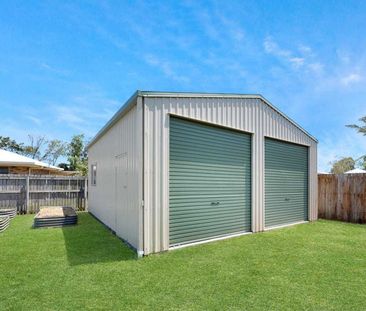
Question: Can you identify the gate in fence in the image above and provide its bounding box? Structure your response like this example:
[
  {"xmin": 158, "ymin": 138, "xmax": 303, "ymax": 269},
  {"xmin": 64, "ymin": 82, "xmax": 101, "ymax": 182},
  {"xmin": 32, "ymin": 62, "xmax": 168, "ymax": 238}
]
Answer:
[{"xmin": 0, "ymin": 175, "xmax": 88, "ymax": 214}]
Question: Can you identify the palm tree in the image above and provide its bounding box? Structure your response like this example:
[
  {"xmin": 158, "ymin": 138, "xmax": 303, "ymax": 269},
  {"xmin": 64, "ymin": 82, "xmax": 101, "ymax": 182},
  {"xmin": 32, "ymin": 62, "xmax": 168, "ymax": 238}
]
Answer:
[{"xmin": 347, "ymin": 116, "xmax": 366, "ymax": 135}]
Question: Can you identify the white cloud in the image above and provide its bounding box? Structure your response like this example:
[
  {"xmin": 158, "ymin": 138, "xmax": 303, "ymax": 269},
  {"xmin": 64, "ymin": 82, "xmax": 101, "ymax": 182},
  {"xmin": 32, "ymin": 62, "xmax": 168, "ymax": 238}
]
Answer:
[
  {"xmin": 48, "ymin": 90, "xmax": 121, "ymax": 137},
  {"xmin": 25, "ymin": 115, "xmax": 42, "ymax": 126},
  {"xmin": 307, "ymin": 62, "xmax": 324, "ymax": 74},
  {"xmin": 1, "ymin": 87, "xmax": 121, "ymax": 144},
  {"xmin": 39, "ymin": 62, "xmax": 70, "ymax": 76},
  {"xmin": 298, "ymin": 44, "xmax": 313, "ymax": 55},
  {"xmin": 233, "ymin": 29, "xmax": 245, "ymax": 43},
  {"xmin": 340, "ymin": 73, "xmax": 362, "ymax": 86},
  {"xmin": 55, "ymin": 106, "xmax": 86, "ymax": 125},
  {"xmin": 264, "ymin": 37, "xmax": 320, "ymax": 71},
  {"xmin": 289, "ymin": 57, "xmax": 305, "ymax": 68},
  {"xmin": 262, "ymin": 35, "xmax": 366, "ymax": 93},
  {"xmin": 198, "ymin": 10, "xmax": 221, "ymax": 41},
  {"xmin": 94, "ymin": 25, "xmax": 127, "ymax": 50},
  {"xmin": 1, "ymin": 116, "xmax": 67, "ymax": 144},
  {"xmin": 264, "ymin": 37, "xmax": 291, "ymax": 58},
  {"xmin": 217, "ymin": 15, "xmax": 246, "ymax": 45},
  {"xmin": 336, "ymin": 50, "xmax": 351, "ymax": 64},
  {"xmin": 144, "ymin": 54, "xmax": 190, "ymax": 83}
]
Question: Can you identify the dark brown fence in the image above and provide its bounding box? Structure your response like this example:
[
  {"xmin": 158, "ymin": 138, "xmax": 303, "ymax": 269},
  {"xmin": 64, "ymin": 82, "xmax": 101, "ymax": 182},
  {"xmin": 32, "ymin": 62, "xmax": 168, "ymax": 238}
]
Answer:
[
  {"xmin": 0, "ymin": 175, "xmax": 88, "ymax": 214},
  {"xmin": 318, "ymin": 174, "xmax": 366, "ymax": 223}
]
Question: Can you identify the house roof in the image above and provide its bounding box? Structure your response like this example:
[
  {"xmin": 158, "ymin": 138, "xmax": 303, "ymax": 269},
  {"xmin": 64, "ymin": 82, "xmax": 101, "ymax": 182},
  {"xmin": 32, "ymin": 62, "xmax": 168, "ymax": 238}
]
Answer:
[
  {"xmin": 87, "ymin": 90, "xmax": 318, "ymax": 149},
  {"xmin": 345, "ymin": 168, "xmax": 366, "ymax": 174},
  {"xmin": 0, "ymin": 149, "xmax": 63, "ymax": 171}
]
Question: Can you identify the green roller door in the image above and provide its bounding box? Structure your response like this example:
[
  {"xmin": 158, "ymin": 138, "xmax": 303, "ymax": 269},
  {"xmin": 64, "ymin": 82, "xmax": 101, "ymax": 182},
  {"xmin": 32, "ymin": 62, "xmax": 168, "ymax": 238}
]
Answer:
[
  {"xmin": 169, "ymin": 117, "xmax": 251, "ymax": 246},
  {"xmin": 265, "ymin": 138, "xmax": 308, "ymax": 228}
]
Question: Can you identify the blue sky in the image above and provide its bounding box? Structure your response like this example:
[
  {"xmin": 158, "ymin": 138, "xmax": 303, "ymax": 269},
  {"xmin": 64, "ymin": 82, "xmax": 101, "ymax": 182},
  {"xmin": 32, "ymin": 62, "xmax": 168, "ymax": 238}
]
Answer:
[{"xmin": 1, "ymin": 0, "xmax": 366, "ymax": 171}]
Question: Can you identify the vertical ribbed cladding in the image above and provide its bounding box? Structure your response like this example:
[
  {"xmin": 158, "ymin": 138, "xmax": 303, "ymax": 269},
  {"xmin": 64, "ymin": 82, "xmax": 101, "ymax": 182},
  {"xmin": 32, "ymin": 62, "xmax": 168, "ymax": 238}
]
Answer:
[
  {"xmin": 143, "ymin": 95, "xmax": 317, "ymax": 254},
  {"xmin": 309, "ymin": 146, "xmax": 318, "ymax": 221},
  {"xmin": 88, "ymin": 103, "xmax": 142, "ymax": 250},
  {"xmin": 255, "ymin": 98, "xmax": 265, "ymax": 232},
  {"xmin": 143, "ymin": 100, "xmax": 150, "ymax": 254},
  {"xmin": 144, "ymin": 97, "xmax": 171, "ymax": 253},
  {"xmin": 136, "ymin": 97, "xmax": 144, "ymax": 253}
]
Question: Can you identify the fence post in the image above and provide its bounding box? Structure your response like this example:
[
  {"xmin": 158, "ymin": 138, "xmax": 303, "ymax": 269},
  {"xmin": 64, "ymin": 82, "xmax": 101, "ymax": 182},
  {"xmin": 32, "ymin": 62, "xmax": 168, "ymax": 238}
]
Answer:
[
  {"xmin": 26, "ymin": 175, "xmax": 30, "ymax": 214},
  {"xmin": 68, "ymin": 178, "xmax": 71, "ymax": 208},
  {"xmin": 84, "ymin": 177, "xmax": 88, "ymax": 211}
]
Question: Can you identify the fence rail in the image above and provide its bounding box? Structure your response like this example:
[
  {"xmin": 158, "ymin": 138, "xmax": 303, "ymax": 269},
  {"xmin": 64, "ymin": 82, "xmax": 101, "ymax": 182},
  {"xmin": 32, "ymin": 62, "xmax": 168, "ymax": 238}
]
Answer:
[
  {"xmin": 0, "ymin": 174, "xmax": 87, "ymax": 214},
  {"xmin": 318, "ymin": 173, "xmax": 366, "ymax": 223}
]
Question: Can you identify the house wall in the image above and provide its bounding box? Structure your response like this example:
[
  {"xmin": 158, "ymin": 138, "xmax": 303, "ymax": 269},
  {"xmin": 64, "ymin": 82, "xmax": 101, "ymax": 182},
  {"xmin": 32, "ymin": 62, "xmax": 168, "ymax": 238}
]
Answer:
[
  {"xmin": 143, "ymin": 96, "xmax": 317, "ymax": 254},
  {"xmin": 0, "ymin": 166, "xmax": 68, "ymax": 175},
  {"xmin": 88, "ymin": 101, "xmax": 143, "ymax": 252},
  {"xmin": 9, "ymin": 167, "xmax": 29, "ymax": 174}
]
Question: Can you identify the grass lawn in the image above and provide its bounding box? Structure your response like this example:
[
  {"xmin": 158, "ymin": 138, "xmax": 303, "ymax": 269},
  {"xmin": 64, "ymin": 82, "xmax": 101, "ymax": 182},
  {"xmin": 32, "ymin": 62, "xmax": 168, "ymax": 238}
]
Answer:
[{"xmin": 1, "ymin": 213, "xmax": 366, "ymax": 310}]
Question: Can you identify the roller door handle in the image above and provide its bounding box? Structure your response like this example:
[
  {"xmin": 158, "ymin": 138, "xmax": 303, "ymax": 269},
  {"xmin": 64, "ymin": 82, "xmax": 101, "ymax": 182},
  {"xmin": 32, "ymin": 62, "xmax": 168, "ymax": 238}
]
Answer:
[
  {"xmin": 211, "ymin": 201, "xmax": 220, "ymax": 206},
  {"xmin": 284, "ymin": 198, "xmax": 290, "ymax": 201}
]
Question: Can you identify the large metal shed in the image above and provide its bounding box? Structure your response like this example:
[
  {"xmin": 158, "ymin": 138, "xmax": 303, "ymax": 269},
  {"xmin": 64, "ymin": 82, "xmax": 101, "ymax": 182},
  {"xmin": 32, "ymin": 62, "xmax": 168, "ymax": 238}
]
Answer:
[{"xmin": 87, "ymin": 91, "xmax": 318, "ymax": 256}]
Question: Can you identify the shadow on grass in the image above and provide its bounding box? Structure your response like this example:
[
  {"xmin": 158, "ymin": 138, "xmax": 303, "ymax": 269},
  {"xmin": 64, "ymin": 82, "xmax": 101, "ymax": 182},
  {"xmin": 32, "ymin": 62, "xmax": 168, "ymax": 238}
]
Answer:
[{"xmin": 62, "ymin": 212, "xmax": 136, "ymax": 266}]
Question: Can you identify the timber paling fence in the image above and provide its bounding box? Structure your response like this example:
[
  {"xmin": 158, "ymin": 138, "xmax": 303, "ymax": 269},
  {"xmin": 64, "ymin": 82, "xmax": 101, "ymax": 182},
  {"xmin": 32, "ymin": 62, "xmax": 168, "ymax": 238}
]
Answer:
[
  {"xmin": 318, "ymin": 173, "xmax": 366, "ymax": 223},
  {"xmin": 0, "ymin": 174, "xmax": 88, "ymax": 214}
]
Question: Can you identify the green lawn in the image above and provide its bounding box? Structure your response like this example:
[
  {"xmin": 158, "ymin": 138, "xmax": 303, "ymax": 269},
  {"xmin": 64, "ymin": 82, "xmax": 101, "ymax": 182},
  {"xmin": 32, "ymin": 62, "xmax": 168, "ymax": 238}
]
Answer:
[{"xmin": 1, "ymin": 214, "xmax": 366, "ymax": 310}]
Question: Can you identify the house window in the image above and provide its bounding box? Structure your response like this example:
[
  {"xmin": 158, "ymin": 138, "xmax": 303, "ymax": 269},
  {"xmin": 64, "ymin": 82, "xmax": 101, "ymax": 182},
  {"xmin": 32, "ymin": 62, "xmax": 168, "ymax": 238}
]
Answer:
[
  {"xmin": 0, "ymin": 167, "xmax": 9, "ymax": 174},
  {"xmin": 91, "ymin": 164, "xmax": 97, "ymax": 186}
]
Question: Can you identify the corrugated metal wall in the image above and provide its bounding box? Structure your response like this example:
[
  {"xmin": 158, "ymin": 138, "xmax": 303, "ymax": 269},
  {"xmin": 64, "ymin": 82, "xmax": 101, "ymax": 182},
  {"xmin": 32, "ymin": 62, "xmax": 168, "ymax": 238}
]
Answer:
[
  {"xmin": 143, "ymin": 96, "xmax": 317, "ymax": 254},
  {"xmin": 88, "ymin": 101, "xmax": 143, "ymax": 252}
]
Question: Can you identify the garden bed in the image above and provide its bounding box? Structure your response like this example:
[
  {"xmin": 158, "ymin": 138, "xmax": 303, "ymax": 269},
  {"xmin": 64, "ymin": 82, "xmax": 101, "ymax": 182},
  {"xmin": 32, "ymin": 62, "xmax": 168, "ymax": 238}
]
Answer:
[{"xmin": 34, "ymin": 206, "xmax": 77, "ymax": 228}]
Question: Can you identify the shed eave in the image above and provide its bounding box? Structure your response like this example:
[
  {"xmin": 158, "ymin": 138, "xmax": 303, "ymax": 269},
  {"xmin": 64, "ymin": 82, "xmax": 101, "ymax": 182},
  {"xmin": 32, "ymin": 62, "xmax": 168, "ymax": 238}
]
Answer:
[
  {"xmin": 87, "ymin": 91, "xmax": 139, "ymax": 150},
  {"xmin": 139, "ymin": 90, "xmax": 263, "ymax": 98}
]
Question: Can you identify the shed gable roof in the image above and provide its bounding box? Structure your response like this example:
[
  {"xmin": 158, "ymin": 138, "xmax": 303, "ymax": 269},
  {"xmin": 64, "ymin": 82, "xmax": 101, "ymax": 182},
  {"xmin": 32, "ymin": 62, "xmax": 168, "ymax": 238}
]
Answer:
[{"xmin": 87, "ymin": 90, "xmax": 317, "ymax": 149}]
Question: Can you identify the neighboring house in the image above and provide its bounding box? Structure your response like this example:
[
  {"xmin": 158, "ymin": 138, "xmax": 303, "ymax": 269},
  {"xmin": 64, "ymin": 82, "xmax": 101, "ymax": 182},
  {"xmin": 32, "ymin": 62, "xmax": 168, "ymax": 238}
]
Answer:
[
  {"xmin": 87, "ymin": 91, "xmax": 318, "ymax": 256},
  {"xmin": 345, "ymin": 168, "xmax": 366, "ymax": 174},
  {"xmin": 0, "ymin": 149, "xmax": 72, "ymax": 175}
]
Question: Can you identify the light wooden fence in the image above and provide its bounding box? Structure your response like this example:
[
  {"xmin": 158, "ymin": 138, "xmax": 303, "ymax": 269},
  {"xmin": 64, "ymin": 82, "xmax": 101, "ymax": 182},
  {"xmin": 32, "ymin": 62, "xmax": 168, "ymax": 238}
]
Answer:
[
  {"xmin": 0, "ymin": 174, "xmax": 87, "ymax": 214},
  {"xmin": 318, "ymin": 174, "xmax": 366, "ymax": 223}
]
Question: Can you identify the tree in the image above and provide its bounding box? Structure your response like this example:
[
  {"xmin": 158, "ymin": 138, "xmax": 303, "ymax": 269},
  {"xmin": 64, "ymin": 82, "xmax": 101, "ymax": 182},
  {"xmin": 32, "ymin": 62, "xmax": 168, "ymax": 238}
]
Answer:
[
  {"xmin": 22, "ymin": 135, "xmax": 48, "ymax": 159},
  {"xmin": 42, "ymin": 140, "xmax": 67, "ymax": 165},
  {"xmin": 346, "ymin": 116, "xmax": 366, "ymax": 169},
  {"xmin": 1, "ymin": 135, "xmax": 67, "ymax": 166},
  {"xmin": 330, "ymin": 157, "xmax": 355, "ymax": 174},
  {"xmin": 355, "ymin": 155, "xmax": 366, "ymax": 170},
  {"xmin": 347, "ymin": 116, "xmax": 366, "ymax": 135},
  {"xmin": 67, "ymin": 134, "xmax": 88, "ymax": 176},
  {"xmin": 20, "ymin": 136, "xmax": 67, "ymax": 165},
  {"xmin": 1, "ymin": 134, "xmax": 87, "ymax": 173},
  {"xmin": 57, "ymin": 163, "xmax": 70, "ymax": 171},
  {"xmin": 0, "ymin": 136, "xmax": 24, "ymax": 153}
]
